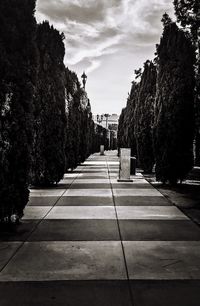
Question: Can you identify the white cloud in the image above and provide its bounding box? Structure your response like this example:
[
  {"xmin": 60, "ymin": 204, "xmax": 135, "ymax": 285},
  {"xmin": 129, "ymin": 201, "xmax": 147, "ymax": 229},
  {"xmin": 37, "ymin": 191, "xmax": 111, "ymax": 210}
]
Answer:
[
  {"xmin": 86, "ymin": 60, "xmax": 101, "ymax": 74},
  {"xmin": 35, "ymin": 0, "xmax": 174, "ymax": 113},
  {"xmin": 36, "ymin": 0, "xmax": 173, "ymax": 74}
]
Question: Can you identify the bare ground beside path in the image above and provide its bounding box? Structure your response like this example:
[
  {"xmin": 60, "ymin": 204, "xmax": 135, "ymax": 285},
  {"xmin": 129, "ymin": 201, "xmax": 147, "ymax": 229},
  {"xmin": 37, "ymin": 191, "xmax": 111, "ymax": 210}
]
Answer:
[{"xmin": 145, "ymin": 167, "xmax": 200, "ymax": 226}]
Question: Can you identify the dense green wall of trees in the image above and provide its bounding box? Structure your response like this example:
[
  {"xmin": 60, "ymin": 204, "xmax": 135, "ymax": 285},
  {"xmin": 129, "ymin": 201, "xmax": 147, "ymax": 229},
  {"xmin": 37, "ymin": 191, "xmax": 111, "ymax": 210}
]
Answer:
[
  {"xmin": 118, "ymin": 13, "xmax": 196, "ymax": 184},
  {"xmin": 153, "ymin": 20, "xmax": 195, "ymax": 184},
  {"xmin": 31, "ymin": 22, "xmax": 66, "ymax": 186},
  {"xmin": 174, "ymin": 0, "xmax": 200, "ymax": 165},
  {"xmin": 135, "ymin": 61, "xmax": 156, "ymax": 173},
  {"xmin": 0, "ymin": 0, "xmax": 37, "ymax": 222},
  {"xmin": 0, "ymin": 9, "xmax": 108, "ymax": 222},
  {"xmin": 118, "ymin": 81, "xmax": 139, "ymax": 156}
]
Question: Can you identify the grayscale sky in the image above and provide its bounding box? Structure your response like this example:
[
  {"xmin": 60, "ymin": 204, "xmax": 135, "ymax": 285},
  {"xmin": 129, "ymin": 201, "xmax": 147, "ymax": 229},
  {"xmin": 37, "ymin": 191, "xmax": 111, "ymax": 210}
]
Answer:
[{"xmin": 36, "ymin": 0, "xmax": 174, "ymax": 115}]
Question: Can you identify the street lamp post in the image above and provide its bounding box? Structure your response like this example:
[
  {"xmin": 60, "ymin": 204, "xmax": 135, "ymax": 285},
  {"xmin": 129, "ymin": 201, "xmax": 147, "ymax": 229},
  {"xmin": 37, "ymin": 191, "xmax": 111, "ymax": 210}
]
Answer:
[{"xmin": 81, "ymin": 71, "xmax": 87, "ymax": 90}]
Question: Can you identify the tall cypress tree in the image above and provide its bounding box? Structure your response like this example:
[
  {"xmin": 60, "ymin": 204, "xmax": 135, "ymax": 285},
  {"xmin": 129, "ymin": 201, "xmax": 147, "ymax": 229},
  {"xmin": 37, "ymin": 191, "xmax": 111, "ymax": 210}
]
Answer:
[
  {"xmin": 127, "ymin": 81, "xmax": 139, "ymax": 156},
  {"xmin": 173, "ymin": 0, "xmax": 200, "ymax": 165},
  {"xmin": 64, "ymin": 68, "xmax": 82, "ymax": 171},
  {"xmin": 153, "ymin": 17, "xmax": 195, "ymax": 184},
  {"xmin": 32, "ymin": 22, "xmax": 66, "ymax": 186},
  {"xmin": 0, "ymin": 0, "xmax": 37, "ymax": 221},
  {"xmin": 64, "ymin": 68, "xmax": 97, "ymax": 170},
  {"xmin": 134, "ymin": 60, "xmax": 156, "ymax": 173},
  {"xmin": 118, "ymin": 108, "xmax": 127, "ymax": 151},
  {"xmin": 117, "ymin": 80, "xmax": 139, "ymax": 156},
  {"xmin": 78, "ymin": 91, "xmax": 92, "ymax": 163}
]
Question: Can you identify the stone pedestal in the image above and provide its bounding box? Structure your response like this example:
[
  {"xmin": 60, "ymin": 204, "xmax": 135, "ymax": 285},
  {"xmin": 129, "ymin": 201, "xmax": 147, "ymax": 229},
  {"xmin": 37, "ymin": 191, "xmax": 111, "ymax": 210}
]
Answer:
[
  {"xmin": 100, "ymin": 145, "xmax": 105, "ymax": 156},
  {"xmin": 118, "ymin": 148, "xmax": 132, "ymax": 182}
]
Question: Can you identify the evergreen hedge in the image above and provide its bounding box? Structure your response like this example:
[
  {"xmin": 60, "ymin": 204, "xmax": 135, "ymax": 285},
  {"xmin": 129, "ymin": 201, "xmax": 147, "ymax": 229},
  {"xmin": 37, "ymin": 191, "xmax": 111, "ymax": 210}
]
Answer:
[
  {"xmin": 134, "ymin": 61, "xmax": 156, "ymax": 173},
  {"xmin": 0, "ymin": 4, "xmax": 113, "ymax": 222},
  {"xmin": 174, "ymin": 0, "xmax": 200, "ymax": 165},
  {"xmin": 153, "ymin": 20, "xmax": 195, "ymax": 184},
  {"xmin": 118, "ymin": 15, "xmax": 196, "ymax": 182},
  {"xmin": 117, "ymin": 81, "xmax": 139, "ymax": 156},
  {"xmin": 31, "ymin": 22, "xmax": 66, "ymax": 186},
  {"xmin": 0, "ymin": 0, "xmax": 37, "ymax": 221}
]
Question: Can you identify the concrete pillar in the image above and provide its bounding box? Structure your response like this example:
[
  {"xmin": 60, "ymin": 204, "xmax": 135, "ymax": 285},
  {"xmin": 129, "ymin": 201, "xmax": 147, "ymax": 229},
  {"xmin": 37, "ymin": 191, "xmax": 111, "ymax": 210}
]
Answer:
[
  {"xmin": 118, "ymin": 148, "xmax": 132, "ymax": 182},
  {"xmin": 100, "ymin": 145, "xmax": 105, "ymax": 156}
]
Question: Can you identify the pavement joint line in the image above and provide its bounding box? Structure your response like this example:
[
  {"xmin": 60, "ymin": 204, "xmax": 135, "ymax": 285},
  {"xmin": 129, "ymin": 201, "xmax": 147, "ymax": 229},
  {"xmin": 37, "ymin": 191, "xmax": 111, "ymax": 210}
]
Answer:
[
  {"xmin": 105, "ymin": 155, "xmax": 135, "ymax": 306},
  {"xmin": 0, "ymin": 160, "xmax": 88, "ymax": 274}
]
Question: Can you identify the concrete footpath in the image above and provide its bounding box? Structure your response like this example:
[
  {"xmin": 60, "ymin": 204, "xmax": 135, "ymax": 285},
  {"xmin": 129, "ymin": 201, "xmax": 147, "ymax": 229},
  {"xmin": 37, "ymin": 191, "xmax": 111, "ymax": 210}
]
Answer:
[{"xmin": 0, "ymin": 151, "xmax": 200, "ymax": 306}]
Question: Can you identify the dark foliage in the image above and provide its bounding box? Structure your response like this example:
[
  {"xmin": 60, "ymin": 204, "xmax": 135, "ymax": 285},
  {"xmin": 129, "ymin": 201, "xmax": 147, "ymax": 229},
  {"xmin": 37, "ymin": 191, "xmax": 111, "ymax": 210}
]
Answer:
[
  {"xmin": 153, "ymin": 19, "xmax": 195, "ymax": 184},
  {"xmin": 0, "ymin": 0, "xmax": 37, "ymax": 221},
  {"xmin": 93, "ymin": 124, "xmax": 109, "ymax": 153},
  {"xmin": 174, "ymin": 0, "xmax": 200, "ymax": 165},
  {"xmin": 117, "ymin": 81, "xmax": 139, "ymax": 156},
  {"xmin": 64, "ymin": 68, "xmax": 108, "ymax": 171},
  {"xmin": 134, "ymin": 61, "xmax": 156, "ymax": 173},
  {"xmin": 31, "ymin": 22, "xmax": 66, "ymax": 186},
  {"xmin": 173, "ymin": 0, "xmax": 200, "ymax": 41},
  {"xmin": 65, "ymin": 69, "xmax": 88, "ymax": 170}
]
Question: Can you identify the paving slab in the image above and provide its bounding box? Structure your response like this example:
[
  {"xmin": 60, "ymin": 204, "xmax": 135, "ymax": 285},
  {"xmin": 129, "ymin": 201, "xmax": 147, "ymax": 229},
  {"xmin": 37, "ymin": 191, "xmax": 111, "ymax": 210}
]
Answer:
[
  {"xmin": 77, "ymin": 166, "xmax": 99, "ymax": 169},
  {"xmin": 116, "ymin": 206, "xmax": 188, "ymax": 220},
  {"xmin": 75, "ymin": 170, "xmax": 107, "ymax": 173},
  {"xmin": 119, "ymin": 220, "xmax": 200, "ymax": 241},
  {"xmin": 70, "ymin": 183, "xmax": 111, "ymax": 189},
  {"xmin": 113, "ymin": 189, "xmax": 163, "ymax": 197},
  {"xmin": 0, "ymin": 220, "xmax": 38, "ymax": 241},
  {"xmin": 30, "ymin": 190, "xmax": 65, "ymax": 197},
  {"xmin": 112, "ymin": 183, "xmax": 154, "ymax": 189},
  {"xmin": 79, "ymin": 165, "xmax": 107, "ymax": 169},
  {"xmin": 27, "ymin": 196, "xmax": 59, "ymax": 206},
  {"xmin": 64, "ymin": 173, "xmax": 79, "ymax": 178},
  {"xmin": 79, "ymin": 169, "xmax": 108, "ymax": 172},
  {"xmin": 63, "ymin": 189, "xmax": 112, "ymax": 197},
  {"xmin": 0, "ymin": 242, "xmax": 22, "ymax": 270},
  {"xmin": 59, "ymin": 178, "xmax": 75, "ymax": 184},
  {"xmin": 45, "ymin": 206, "xmax": 116, "ymax": 219},
  {"xmin": 110, "ymin": 174, "xmax": 118, "ymax": 178},
  {"xmin": 83, "ymin": 162, "xmax": 107, "ymax": 165},
  {"xmin": 77, "ymin": 174, "xmax": 108, "ymax": 179},
  {"xmin": 73, "ymin": 179, "xmax": 110, "ymax": 184},
  {"xmin": 46, "ymin": 183, "xmax": 71, "ymax": 189},
  {"xmin": 123, "ymin": 241, "xmax": 200, "ymax": 279},
  {"xmin": 108, "ymin": 166, "xmax": 119, "ymax": 168},
  {"xmin": 56, "ymin": 196, "xmax": 113, "ymax": 206},
  {"xmin": 130, "ymin": 280, "xmax": 200, "ymax": 306},
  {"xmin": 22, "ymin": 206, "xmax": 52, "ymax": 220},
  {"xmin": 0, "ymin": 241, "xmax": 127, "ymax": 281},
  {"xmin": 0, "ymin": 280, "xmax": 132, "ymax": 306},
  {"xmin": 114, "ymin": 196, "xmax": 171, "ymax": 206},
  {"xmin": 28, "ymin": 220, "xmax": 120, "ymax": 241}
]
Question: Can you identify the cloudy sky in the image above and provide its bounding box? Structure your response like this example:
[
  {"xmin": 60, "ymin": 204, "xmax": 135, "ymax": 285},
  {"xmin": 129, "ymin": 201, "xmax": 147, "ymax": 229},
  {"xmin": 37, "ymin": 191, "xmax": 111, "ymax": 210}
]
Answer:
[{"xmin": 36, "ymin": 0, "xmax": 174, "ymax": 115}]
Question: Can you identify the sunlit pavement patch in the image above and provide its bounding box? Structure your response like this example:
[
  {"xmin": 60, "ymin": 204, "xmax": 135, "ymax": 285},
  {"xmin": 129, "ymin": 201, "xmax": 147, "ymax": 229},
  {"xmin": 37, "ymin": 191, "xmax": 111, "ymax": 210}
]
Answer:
[
  {"xmin": 45, "ymin": 206, "xmax": 116, "ymax": 220},
  {"xmin": 63, "ymin": 189, "xmax": 112, "ymax": 197},
  {"xmin": 22, "ymin": 206, "xmax": 52, "ymax": 220}
]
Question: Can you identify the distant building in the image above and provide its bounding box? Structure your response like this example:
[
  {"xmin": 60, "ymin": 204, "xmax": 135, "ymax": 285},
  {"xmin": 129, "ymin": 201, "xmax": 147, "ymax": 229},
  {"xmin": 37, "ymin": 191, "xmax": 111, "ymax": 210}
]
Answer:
[
  {"xmin": 93, "ymin": 113, "xmax": 119, "ymax": 150},
  {"xmin": 93, "ymin": 113, "xmax": 119, "ymax": 130}
]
